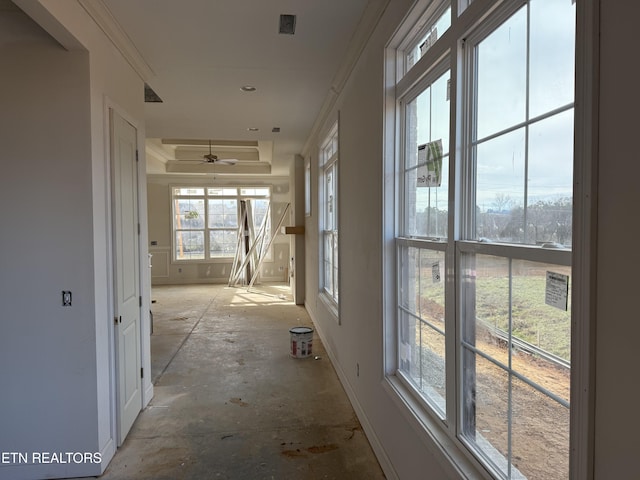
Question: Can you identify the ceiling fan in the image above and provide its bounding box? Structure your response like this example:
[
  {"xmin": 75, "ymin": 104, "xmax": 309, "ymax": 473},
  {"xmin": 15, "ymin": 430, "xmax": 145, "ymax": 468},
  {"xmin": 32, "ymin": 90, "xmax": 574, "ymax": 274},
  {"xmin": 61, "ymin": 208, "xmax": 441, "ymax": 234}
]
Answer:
[{"xmin": 202, "ymin": 140, "xmax": 237, "ymax": 165}]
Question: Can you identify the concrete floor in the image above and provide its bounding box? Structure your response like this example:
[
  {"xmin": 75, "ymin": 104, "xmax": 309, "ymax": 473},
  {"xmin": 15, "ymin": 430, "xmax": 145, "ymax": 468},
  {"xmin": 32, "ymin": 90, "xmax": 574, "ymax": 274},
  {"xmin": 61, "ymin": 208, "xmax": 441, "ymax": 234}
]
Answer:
[{"xmin": 97, "ymin": 283, "xmax": 385, "ymax": 480}]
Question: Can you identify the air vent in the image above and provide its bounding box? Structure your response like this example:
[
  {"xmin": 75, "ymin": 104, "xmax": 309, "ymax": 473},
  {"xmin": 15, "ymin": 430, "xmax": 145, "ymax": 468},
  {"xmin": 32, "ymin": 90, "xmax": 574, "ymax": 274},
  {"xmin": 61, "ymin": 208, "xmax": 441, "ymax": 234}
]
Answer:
[
  {"xmin": 279, "ymin": 14, "xmax": 296, "ymax": 35},
  {"xmin": 144, "ymin": 83, "xmax": 163, "ymax": 103},
  {"xmin": 272, "ymin": 127, "xmax": 281, "ymax": 133}
]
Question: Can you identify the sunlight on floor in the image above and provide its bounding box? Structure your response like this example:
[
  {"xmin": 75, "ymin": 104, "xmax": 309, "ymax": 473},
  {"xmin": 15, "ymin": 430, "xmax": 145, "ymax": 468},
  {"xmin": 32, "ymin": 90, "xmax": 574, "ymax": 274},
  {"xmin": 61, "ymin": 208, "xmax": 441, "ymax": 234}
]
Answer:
[{"xmin": 228, "ymin": 282, "xmax": 294, "ymax": 306}]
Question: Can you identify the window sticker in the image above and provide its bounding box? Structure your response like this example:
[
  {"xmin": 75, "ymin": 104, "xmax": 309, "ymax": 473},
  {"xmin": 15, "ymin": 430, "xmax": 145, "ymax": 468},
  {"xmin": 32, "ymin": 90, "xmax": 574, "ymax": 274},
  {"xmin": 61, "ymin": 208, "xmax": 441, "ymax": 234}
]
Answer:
[
  {"xmin": 432, "ymin": 261, "xmax": 441, "ymax": 283},
  {"xmin": 417, "ymin": 139, "xmax": 443, "ymax": 187},
  {"xmin": 545, "ymin": 271, "xmax": 569, "ymax": 311}
]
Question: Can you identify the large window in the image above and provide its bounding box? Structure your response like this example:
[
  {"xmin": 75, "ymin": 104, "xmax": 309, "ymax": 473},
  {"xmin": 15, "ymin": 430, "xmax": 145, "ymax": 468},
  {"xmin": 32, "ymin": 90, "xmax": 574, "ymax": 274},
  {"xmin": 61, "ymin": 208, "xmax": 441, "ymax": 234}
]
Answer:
[
  {"xmin": 172, "ymin": 186, "xmax": 270, "ymax": 261},
  {"xmin": 320, "ymin": 122, "xmax": 339, "ymax": 305},
  {"xmin": 388, "ymin": 0, "xmax": 575, "ymax": 478}
]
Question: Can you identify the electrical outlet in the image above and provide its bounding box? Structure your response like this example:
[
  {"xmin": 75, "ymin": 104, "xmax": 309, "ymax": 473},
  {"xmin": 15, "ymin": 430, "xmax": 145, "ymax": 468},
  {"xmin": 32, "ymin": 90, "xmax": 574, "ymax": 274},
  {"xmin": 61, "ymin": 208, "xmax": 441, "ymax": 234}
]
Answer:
[{"xmin": 62, "ymin": 291, "xmax": 72, "ymax": 307}]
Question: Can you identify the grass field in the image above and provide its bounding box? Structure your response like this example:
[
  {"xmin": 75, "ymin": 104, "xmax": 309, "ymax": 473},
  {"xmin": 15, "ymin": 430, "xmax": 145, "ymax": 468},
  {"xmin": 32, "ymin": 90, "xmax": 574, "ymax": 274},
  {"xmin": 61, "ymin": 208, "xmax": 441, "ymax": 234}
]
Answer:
[{"xmin": 416, "ymin": 259, "xmax": 571, "ymax": 362}]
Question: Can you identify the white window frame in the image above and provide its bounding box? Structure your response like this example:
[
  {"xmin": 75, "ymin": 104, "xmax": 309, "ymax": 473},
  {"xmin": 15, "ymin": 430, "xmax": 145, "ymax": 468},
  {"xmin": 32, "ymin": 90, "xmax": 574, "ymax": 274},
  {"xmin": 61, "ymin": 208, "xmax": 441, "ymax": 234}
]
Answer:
[
  {"xmin": 319, "ymin": 120, "xmax": 340, "ymax": 317},
  {"xmin": 171, "ymin": 186, "xmax": 271, "ymax": 263},
  {"xmin": 383, "ymin": 0, "xmax": 595, "ymax": 478}
]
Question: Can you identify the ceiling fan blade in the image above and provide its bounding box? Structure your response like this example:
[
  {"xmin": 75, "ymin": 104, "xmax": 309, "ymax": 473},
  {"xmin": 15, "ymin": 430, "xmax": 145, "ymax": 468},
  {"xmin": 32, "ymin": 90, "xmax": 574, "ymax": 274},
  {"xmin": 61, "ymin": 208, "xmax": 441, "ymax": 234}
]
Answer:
[{"xmin": 201, "ymin": 153, "xmax": 237, "ymax": 164}]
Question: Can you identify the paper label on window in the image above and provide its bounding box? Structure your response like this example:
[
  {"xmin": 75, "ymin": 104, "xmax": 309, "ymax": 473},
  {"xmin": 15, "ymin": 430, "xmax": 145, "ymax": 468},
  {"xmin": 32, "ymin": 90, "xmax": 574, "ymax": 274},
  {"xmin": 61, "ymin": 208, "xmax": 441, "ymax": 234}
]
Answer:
[
  {"xmin": 545, "ymin": 271, "xmax": 569, "ymax": 311},
  {"xmin": 417, "ymin": 140, "xmax": 443, "ymax": 187},
  {"xmin": 432, "ymin": 262, "xmax": 441, "ymax": 283}
]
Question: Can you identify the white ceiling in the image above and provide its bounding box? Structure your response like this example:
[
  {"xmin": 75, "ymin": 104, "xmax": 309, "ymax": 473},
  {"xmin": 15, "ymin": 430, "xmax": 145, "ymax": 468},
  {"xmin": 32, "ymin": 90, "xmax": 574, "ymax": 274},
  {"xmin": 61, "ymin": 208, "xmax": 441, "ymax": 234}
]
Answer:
[{"xmin": 95, "ymin": 0, "xmax": 380, "ymax": 175}]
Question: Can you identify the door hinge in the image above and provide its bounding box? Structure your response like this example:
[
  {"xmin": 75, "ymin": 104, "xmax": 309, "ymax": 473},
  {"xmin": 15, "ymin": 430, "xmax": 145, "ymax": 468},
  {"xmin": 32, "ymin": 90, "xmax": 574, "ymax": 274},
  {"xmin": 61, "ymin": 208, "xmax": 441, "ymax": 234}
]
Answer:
[
  {"xmin": 136, "ymin": 150, "xmax": 139, "ymax": 162},
  {"xmin": 141, "ymin": 368, "xmax": 144, "ymax": 379},
  {"xmin": 114, "ymin": 316, "xmax": 121, "ymax": 325},
  {"xmin": 139, "ymin": 296, "xmax": 142, "ymax": 307},
  {"xmin": 138, "ymin": 223, "xmax": 141, "ymax": 235}
]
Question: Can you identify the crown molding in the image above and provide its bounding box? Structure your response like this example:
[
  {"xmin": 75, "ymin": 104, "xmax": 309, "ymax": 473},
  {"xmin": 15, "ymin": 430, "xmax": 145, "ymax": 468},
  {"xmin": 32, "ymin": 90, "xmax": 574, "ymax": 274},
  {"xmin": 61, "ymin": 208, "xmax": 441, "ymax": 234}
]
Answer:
[
  {"xmin": 77, "ymin": 0, "xmax": 155, "ymax": 81},
  {"xmin": 302, "ymin": 0, "xmax": 390, "ymax": 156}
]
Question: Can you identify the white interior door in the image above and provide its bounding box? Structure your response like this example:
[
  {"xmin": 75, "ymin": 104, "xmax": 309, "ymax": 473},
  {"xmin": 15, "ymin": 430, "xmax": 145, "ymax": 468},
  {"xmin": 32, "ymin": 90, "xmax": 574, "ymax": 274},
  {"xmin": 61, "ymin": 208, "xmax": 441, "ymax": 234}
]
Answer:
[{"xmin": 111, "ymin": 110, "xmax": 142, "ymax": 445}]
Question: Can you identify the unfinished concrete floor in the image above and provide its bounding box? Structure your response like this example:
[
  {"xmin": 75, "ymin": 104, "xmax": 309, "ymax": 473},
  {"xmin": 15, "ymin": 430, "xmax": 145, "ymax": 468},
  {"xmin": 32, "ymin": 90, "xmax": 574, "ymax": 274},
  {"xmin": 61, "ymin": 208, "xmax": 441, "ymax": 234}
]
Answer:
[{"xmin": 97, "ymin": 284, "xmax": 385, "ymax": 480}]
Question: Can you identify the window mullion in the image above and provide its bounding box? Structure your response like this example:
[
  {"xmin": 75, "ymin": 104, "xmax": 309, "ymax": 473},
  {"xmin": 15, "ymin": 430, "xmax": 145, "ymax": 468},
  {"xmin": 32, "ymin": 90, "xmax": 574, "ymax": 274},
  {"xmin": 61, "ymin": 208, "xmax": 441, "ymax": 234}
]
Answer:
[{"xmin": 204, "ymin": 193, "xmax": 210, "ymax": 260}]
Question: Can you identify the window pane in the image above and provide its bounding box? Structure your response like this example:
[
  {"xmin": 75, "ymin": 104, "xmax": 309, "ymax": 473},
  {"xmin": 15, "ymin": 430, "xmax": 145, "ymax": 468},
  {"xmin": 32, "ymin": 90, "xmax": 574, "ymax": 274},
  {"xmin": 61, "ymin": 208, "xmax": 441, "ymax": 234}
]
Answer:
[
  {"xmin": 462, "ymin": 349, "xmax": 510, "ymax": 472},
  {"xmin": 240, "ymin": 187, "xmax": 270, "ymax": 197},
  {"xmin": 324, "ymin": 232, "xmax": 334, "ymax": 296},
  {"xmin": 527, "ymin": 110, "xmax": 574, "ymax": 246},
  {"xmin": 404, "ymin": 70, "xmax": 450, "ymax": 239},
  {"xmin": 252, "ymin": 199, "xmax": 270, "ymax": 230},
  {"xmin": 462, "ymin": 253, "xmax": 571, "ymax": 478},
  {"xmin": 209, "ymin": 230, "xmax": 236, "ymax": 257},
  {"xmin": 511, "ymin": 376, "xmax": 570, "ymax": 479},
  {"xmin": 406, "ymin": 5, "xmax": 451, "ymax": 72},
  {"xmin": 207, "ymin": 188, "xmax": 237, "ymax": 196},
  {"xmin": 325, "ymin": 165, "xmax": 336, "ymax": 230},
  {"xmin": 476, "ymin": 6, "xmax": 527, "ymax": 140},
  {"xmin": 175, "ymin": 231, "xmax": 204, "ymax": 260},
  {"xmin": 399, "ymin": 309, "xmax": 420, "ymax": 385},
  {"xmin": 399, "ymin": 245, "xmax": 446, "ymax": 416},
  {"xmin": 174, "ymin": 187, "xmax": 204, "ymax": 196},
  {"xmin": 332, "ymin": 231, "xmax": 339, "ymax": 301},
  {"xmin": 475, "ymin": 128, "xmax": 526, "ymax": 242},
  {"xmin": 529, "ymin": 0, "xmax": 575, "ymax": 118},
  {"xmin": 208, "ymin": 199, "xmax": 238, "ymax": 228},
  {"xmin": 398, "ymin": 245, "xmax": 420, "ymax": 314},
  {"xmin": 511, "ymin": 260, "xmax": 571, "ymax": 395},
  {"xmin": 472, "ymin": 255, "xmax": 510, "ymax": 366},
  {"xmin": 175, "ymin": 199, "xmax": 205, "ymax": 229}
]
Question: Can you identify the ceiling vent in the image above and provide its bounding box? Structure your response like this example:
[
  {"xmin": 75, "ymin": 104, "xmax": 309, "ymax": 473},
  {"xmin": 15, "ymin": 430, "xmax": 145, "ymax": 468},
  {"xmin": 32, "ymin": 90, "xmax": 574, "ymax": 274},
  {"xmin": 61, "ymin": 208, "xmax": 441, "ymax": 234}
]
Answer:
[
  {"xmin": 272, "ymin": 127, "xmax": 281, "ymax": 133},
  {"xmin": 279, "ymin": 14, "xmax": 296, "ymax": 35}
]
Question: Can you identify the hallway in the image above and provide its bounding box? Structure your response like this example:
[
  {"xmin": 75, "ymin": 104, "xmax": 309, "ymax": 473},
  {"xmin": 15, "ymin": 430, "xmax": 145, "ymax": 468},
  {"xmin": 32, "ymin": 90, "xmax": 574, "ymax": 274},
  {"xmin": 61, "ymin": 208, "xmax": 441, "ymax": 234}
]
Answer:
[{"xmin": 97, "ymin": 284, "xmax": 385, "ymax": 480}]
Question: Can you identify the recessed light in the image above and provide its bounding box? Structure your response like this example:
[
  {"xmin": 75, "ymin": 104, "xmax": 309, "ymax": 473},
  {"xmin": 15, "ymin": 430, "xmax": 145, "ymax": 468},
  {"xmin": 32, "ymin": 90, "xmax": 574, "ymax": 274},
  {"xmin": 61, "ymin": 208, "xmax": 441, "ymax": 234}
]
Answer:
[
  {"xmin": 240, "ymin": 85, "xmax": 257, "ymax": 92},
  {"xmin": 248, "ymin": 127, "xmax": 259, "ymax": 132}
]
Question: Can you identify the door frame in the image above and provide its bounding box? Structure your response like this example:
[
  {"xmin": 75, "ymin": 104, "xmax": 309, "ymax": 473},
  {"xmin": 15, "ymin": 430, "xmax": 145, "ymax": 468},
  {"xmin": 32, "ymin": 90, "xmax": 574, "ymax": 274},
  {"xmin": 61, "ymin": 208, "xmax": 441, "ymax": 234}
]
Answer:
[{"xmin": 104, "ymin": 98, "xmax": 153, "ymax": 448}]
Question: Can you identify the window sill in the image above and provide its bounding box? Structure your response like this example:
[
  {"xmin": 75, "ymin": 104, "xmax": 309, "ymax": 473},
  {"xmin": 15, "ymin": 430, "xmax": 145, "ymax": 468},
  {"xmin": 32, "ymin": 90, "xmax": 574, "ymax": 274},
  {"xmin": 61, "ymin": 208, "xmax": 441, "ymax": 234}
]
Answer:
[
  {"xmin": 382, "ymin": 375, "xmax": 493, "ymax": 480},
  {"xmin": 318, "ymin": 291, "xmax": 340, "ymax": 324},
  {"xmin": 172, "ymin": 258, "xmax": 234, "ymax": 264}
]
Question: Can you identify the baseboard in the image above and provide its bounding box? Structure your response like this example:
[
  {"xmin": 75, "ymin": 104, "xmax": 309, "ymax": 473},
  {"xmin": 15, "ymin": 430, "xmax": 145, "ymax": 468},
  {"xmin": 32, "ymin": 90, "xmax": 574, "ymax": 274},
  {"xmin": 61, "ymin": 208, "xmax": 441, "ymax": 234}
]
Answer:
[
  {"xmin": 143, "ymin": 382, "xmax": 154, "ymax": 407},
  {"xmin": 305, "ymin": 303, "xmax": 399, "ymax": 480}
]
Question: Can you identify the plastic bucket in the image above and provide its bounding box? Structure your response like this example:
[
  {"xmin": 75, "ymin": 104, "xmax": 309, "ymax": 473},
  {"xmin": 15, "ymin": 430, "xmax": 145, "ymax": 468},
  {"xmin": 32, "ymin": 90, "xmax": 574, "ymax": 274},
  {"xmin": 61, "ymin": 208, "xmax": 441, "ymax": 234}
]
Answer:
[{"xmin": 289, "ymin": 326, "xmax": 313, "ymax": 358}]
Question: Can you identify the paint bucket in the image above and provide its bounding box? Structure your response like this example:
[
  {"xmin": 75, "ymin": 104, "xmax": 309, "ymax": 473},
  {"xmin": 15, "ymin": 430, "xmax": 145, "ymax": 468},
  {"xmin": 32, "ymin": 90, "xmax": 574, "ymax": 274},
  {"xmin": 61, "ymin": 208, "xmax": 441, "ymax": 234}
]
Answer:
[{"xmin": 289, "ymin": 326, "xmax": 313, "ymax": 358}]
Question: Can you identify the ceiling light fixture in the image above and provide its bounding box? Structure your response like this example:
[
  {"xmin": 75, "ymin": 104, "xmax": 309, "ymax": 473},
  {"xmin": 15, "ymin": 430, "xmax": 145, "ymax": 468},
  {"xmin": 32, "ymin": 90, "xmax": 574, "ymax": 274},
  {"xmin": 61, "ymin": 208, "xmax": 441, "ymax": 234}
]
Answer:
[{"xmin": 240, "ymin": 85, "xmax": 257, "ymax": 92}]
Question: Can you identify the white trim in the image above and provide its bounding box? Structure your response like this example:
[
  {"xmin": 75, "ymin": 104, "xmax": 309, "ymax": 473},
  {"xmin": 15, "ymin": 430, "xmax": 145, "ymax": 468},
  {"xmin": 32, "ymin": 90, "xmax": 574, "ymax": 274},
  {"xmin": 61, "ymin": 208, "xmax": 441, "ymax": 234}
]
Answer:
[
  {"xmin": 318, "ymin": 117, "xmax": 341, "ymax": 318},
  {"xmin": 169, "ymin": 184, "xmax": 273, "ymax": 264},
  {"xmin": 385, "ymin": 1, "xmax": 580, "ymax": 478},
  {"xmin": 103, "ymin": 97, "xmax": 153, "ymax": 450},
  {"xmin": 78, "ymin": 0, "xmax": 155, "ymax": 82},
  {"xmin": 382, "ymin": 376, "xmax": 493, "ymax": 479},
  {"xmin": 569, "ymin": 0, "xmax": 599, "ymax": 478}
]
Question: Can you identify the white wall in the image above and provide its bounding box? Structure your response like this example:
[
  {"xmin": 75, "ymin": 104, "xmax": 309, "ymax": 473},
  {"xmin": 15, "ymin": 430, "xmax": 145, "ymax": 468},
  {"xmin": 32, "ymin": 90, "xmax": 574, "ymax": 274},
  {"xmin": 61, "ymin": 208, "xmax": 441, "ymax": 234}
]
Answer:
[
  {"xmin": 0, "ymin": 31, "xmax": 101, "ymax": 480},
  {"xmin": 593, "ymin": 2, "xmax": 640, "ymax": 477},
  {"xmin": 0, "ymin": 1, "xmax": 150, "ymax": 478},
  {"xmin": 147, "ymin": 174, "xmax": 292, "ymax": 285}
]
